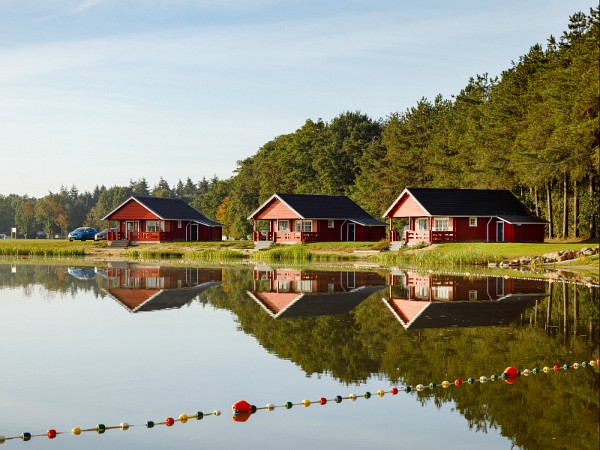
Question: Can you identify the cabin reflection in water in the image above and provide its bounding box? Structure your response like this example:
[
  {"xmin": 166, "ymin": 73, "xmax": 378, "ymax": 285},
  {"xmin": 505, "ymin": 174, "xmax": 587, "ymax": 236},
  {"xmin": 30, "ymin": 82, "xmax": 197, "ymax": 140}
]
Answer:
[
  {"xmin": 384, "ymin": 271, "xmax": 548, "ymax": 329},
  {"xmin": 103, "ymin": 265, "xmax": 222, "ymax": 313},
  {"xmin": 248, "ymin": 266, "xmax": 387, "ymax": 318}
]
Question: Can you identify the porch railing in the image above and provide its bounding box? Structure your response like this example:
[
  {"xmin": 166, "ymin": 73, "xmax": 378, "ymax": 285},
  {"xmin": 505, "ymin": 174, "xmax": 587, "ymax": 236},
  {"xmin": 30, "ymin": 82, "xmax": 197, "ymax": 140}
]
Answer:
[
  {"xmin": 253, "ymin": 231, "xmax": 319, "ymax": 243},
  {"xmin": 107, "ymin": 231, "xmax": 168, "ymax": 241},
  {"xmin": 404, "ymin": 230, "xmax": 456, "ymax": 243}
]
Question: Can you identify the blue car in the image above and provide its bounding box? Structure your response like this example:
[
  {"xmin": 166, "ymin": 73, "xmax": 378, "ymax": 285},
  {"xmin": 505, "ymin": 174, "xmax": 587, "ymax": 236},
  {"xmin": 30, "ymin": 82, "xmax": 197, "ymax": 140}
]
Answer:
[{"xmin": 68, "ymin": 227, "xmax": 97, "ymax": 241}]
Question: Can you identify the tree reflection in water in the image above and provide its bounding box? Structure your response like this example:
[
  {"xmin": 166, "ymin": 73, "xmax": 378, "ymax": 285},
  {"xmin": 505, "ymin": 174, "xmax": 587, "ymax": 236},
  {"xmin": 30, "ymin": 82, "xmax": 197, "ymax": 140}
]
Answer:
[{"xmin": 0, "ymin": 263, "xmax": 597, "ymax": 449}]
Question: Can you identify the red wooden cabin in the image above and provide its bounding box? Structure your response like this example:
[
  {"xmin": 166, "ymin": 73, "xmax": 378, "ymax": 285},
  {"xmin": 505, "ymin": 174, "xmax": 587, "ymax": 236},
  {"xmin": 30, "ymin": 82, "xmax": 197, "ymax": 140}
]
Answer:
[
  {"xmin": 103, "ymin": 265, "xmax": 222, "ymax": 313},
  {"xmin": 384, "ymin": 188, "xmax": 547, "ymax": 245},
  {"xmin": 248, "ymin": 267, "xmax": 387, "ymax": 318},
  {"xmin": 384, "ymin": 271, "xmax": 547, "ymax": 329},
  {"xmin": 248, "ymin": 193, "xmax": 387, "ymax": 244},
  {"xmin": 102, "ymin": 196, "xmax": 223, "ymax": 243}
]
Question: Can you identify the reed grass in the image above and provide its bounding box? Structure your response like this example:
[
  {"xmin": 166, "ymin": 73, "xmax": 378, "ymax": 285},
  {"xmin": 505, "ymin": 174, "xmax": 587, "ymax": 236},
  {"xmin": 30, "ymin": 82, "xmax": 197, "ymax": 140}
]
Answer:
[
  {"xmin": 124, "ymin": 250, "xmax": 184, "ymax": 259},
  {"xmin": 188, "ymin": 249, "xmax": 245, "ymax": 261},
  {"xmin": 252, "ymin": 245, "xmax": 355, "ymax": 262},
  {"xmin": 379, "ymin": 248, "xmax": 495, "ymax": 266},
  {"xmin": 0, "ymin": 241, "xmax": 86, "ymax": 257}
]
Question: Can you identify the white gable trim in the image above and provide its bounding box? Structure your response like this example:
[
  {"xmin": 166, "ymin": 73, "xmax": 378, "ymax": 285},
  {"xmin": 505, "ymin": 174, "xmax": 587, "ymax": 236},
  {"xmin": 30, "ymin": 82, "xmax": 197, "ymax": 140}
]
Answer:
[
  {"xmin": 247, "ymin": 194, "xmax": 305, "ymax": 220},
  {"xmin": 382, "ymin": 188, "xmax": 431, "ymax": 218},
  {"xmin": 102, "ymin": 197, "xmax": 165, "ymax": 221}
]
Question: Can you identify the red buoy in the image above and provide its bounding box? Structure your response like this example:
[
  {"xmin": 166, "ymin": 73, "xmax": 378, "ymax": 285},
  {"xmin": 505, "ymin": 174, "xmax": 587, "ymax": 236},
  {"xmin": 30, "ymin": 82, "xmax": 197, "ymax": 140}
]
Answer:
[
  {"xmin": 503, "ymin": 366, "xmax": 519, "ymax": 384},
  {"xmin": 232, "ymin": 411, "xmax": 252, "ymax": 422},
  {"xmin": 232, "ymin": 400, "xmax": 252, "ymax": 413}
]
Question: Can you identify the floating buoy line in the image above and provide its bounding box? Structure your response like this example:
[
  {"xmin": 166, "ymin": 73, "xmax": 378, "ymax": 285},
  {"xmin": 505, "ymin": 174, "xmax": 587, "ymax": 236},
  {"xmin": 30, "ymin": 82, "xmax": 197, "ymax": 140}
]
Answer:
[{"xmin": 1, "ymin": 359, "xmax": 598, "ymax": 445}]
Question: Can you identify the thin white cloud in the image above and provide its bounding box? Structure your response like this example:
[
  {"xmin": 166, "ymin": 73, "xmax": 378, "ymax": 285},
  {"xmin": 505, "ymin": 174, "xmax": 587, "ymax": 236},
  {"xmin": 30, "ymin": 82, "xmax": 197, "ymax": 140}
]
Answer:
[
  {"xmin": 70, "ymin": 0, "xmax": 106, "ymax": 15},
  {"xmin": 0, "ymin": 8, "xmax": 491, "ymax": 85}
]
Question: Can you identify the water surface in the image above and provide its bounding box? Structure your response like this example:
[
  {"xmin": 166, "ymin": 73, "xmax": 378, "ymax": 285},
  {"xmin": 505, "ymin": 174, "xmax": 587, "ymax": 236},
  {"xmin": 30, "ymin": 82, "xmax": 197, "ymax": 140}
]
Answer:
[{"xmin": 0, "ymin": 263, "xmax": 597, "ymax": 449}]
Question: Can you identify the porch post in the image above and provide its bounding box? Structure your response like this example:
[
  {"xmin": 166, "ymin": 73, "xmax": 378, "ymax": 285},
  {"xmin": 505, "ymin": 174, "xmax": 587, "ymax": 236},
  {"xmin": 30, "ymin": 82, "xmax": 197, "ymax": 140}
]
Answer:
[
  {"xmin": 389, "ymin": 218, "xmax": 393, "ymax": 241},
  {"xmin": 429, "ymin": 217, "xmax": 433, "ymax": 243}
]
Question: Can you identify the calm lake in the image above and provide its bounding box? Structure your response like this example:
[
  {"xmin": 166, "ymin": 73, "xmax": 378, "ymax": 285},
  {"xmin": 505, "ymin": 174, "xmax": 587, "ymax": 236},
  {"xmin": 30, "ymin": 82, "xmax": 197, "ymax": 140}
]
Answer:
[{"xmin": 0, "ymin": 262, "xmax": 598, "ymax": 450}]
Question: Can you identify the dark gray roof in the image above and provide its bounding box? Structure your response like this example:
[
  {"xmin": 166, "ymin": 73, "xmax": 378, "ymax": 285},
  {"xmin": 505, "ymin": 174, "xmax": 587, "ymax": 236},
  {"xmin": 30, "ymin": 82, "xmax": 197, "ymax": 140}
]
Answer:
[
  {"xmin": 104, "ymin": 281, "xmax": 222, "ymax": 313},
  {"xmin": 497, "ymin": 215, "xmax": 548, "ymax": 225},
  {"xmin": 406, "ymin": 188, "xmax": 545, "ymax": 219},
  {"xmin": 248, "ymin": 285, "xmax": 387, "ymax": 319},
  {"xmin": 273, "ymin": 193, "xmax": 387, "ymax": 226},
  {"xmin": 106, "ymin": 196, "xmax": 223, "ymax": 227},
  {"xmin": 384, "ymin": 294, "xmax": 546, "ymax": 330},
  {"xmin": 134, "ymin": 282, "xmax": 222, "ymax": 313}
]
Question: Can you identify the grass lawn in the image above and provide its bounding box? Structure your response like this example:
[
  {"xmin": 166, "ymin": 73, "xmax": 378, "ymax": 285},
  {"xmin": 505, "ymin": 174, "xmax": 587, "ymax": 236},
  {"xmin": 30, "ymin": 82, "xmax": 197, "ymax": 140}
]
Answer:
[
  {"xmin": 1, "ymin": 239, "xmax": 597, "ymax": 275},
  {"xmin": 425, "ymin": 241, "xmax": 598, "ymax": 260}
]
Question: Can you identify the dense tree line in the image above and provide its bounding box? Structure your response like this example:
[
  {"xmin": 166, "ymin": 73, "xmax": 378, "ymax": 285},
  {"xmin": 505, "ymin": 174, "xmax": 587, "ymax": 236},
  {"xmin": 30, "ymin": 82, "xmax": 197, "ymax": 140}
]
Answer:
[{"xmin": 0, "ymin": 8, "xmax": 597, "ymax": 239}]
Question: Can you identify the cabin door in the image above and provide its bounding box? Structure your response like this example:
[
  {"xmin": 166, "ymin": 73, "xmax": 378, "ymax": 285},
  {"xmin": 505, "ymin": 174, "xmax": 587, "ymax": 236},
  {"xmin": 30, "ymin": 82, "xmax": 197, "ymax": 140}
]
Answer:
[
  {"xmin": 190, "ymin": 224, "xmax": 199, "ymax": 241},
  {"xmin": 496, "ymin": 221, "xmax": 504, "ymax": 242},
  {"xmin": 125, "ymin": 221, "xmax": 134, "ymax": 239},
  {"xmin": 347, "ymin": 223, "xmax": 355, "ymax": 241}
]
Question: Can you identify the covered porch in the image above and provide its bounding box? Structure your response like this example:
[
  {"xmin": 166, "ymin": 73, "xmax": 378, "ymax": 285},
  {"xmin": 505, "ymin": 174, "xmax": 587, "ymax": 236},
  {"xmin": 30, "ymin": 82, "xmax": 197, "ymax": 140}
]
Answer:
[
  {"xmin": 106, "ymin": 219, "xmax": 215, "ymax": 243},
  {"xmin": 388, "ymin": 217, "xmax": 456, "ymax": 245},
  {"xmin": 252, "ymin": 226, "xmax": 319, "ymax": 244}
]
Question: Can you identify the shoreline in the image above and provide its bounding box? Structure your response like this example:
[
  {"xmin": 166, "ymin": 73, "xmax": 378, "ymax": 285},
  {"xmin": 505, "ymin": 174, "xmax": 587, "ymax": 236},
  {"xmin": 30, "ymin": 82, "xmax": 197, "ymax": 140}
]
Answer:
[{"xmin": 2, "ymin": 240, "xmax": 597, "ymax": 285}]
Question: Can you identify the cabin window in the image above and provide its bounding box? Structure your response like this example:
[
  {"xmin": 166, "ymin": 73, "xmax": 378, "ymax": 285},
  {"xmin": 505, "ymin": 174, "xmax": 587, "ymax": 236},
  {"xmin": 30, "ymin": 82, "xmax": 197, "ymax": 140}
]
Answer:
[
  {"xmin": 177, "ymin": 220, "xmax": 182, "ymax": 228},
  {"xmin": 278, "ymin": 220, "xmax": 290, "ymax": 232},
  {"xmin": 433, "ymin": 286, "xmax": 450, "ymax": 300},
  {"xmin": 295, "ymin": 220, "xmax": 312, "ymax": 232},
  {"xmin": 277, "ymin": 280, "xmax": 290, "ymax": 292},
  {"xmin": 328, "ymin": 220, "xmax": 335, "ymax": 228},
  {"xmin": 417, "ymin": 218, "xmax": 429, "ymax": 231},
  {"xmin": 295, "ymin": 280, "xmax": 313, "ymax": 292},
  {"xmin": 433, "ymin": 218, "xmax": 449, "ymax": 231},
  {"xmin": 416, "ymin": 286, "xmax": 429, "ymax": 299},
  {"xmin": 468, "ymin": 290, "xmax": 478, "ymax": 301},
  {"xmin": 146, "ymin": 220, "xmax": 165, "ymax": 232},
  {"xmin": 145, "ymin": 277, "xmax": 165, "ymax": 289},
  {"xmin": 469, "ymin": 217, "xmax": 477, "ymax": 227}
]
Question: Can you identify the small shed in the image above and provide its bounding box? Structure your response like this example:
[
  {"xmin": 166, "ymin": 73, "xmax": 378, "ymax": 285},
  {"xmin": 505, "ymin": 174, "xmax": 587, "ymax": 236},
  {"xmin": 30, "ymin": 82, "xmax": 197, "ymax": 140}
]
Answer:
[
  {"xmin": 248, "ymin": 193, "xmax": 387, "ymax": 244},
  {"xmin": 102, "ymin": 196, "xmax": 223, "ymax": 243},
  {"xmin": 384, "ymin": 188, "xmax": 547, "ymax": 245}
]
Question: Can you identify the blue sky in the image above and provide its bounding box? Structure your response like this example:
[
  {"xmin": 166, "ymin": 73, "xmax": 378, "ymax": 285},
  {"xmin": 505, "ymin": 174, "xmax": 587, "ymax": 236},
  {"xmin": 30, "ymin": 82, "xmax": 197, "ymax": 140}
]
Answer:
[{"xmin": 0, "ymin": 0, "xmax": 595, "ymax": 197}]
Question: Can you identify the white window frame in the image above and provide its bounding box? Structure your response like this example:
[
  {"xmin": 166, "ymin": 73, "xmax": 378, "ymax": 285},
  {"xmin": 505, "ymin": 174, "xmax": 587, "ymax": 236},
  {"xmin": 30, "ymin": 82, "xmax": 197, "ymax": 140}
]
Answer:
[
  {"xmin": 417, "ymin": 218, "xmax": 429, "ymax": 231},
  {"xmin": 146, "ymin": 220, "xmax": 160, "ymax": 232},
  {"xmin": 416, "ymin": 286, "xmax": 429, "ymax": 299},
  {"xmin": 296, "ymin": 220, "xmax": 312, "ymax": 232},
  {"xmin": 177, "ymin": 220, "xmax": 182, "ymax": 229},
  {"xmin": 469, "ymin": 217, "xmax": 477, "ymax": 227},
  {"xmin": 278, "ymin": 220, "xmax": 290, "ymax": 232},
  {"xmin": 295, "ymin": 280, "xmax": 313, "ymax": 292},
  {"xmin": 433, "ymin": 286, "xmax": 450, "ymax": 300},
  {"xmin": 328, "ymin": 220, "xmax": 335, "ymax": 228},
  {"xmin": 147, "ymin": 220, "xmax": 165, "ymax": 232},
  {"xmin": 433, "ymin": 218, "xmax": 449, "ymax": 231}
]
